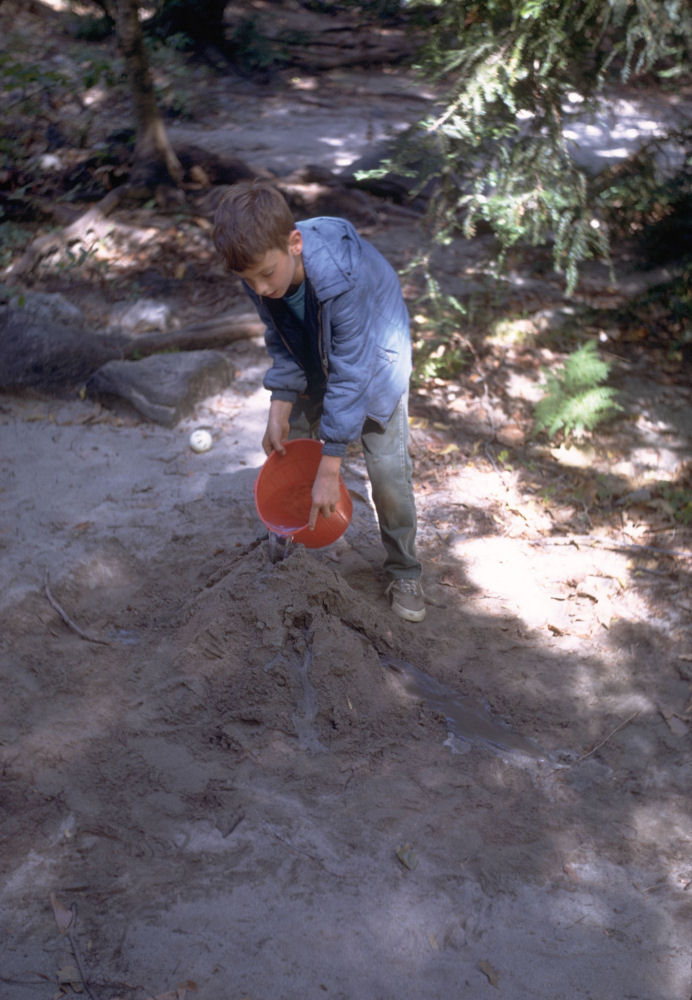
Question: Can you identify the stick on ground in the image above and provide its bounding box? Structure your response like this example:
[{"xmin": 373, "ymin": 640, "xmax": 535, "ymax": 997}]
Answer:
[
  {"xmin": 574, "ymin": 710, "xmax": 640, "ymax": 764},
  {"xmin": 44, "ymin": 571, "xmax": 110, "ymax": 646}
]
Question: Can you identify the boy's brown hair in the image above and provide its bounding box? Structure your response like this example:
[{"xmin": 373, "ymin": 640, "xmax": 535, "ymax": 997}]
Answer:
[{"xmin": 213, "ymin": 181, "xmax": 296, "ymax": 272}]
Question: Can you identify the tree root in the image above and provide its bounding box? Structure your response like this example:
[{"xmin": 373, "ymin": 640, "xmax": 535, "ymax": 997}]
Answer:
[{"xmin": 6, "ymin": 188, "xmax": 124, "ymax": 279}]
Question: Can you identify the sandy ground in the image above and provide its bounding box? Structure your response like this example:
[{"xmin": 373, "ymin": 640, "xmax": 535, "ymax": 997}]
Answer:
[
  {"xmin": 2, "ymin": 336, "xmax": 691, "ymax": 1000},
  {"xmin": 1, "ymin": 30, "xmax": 691, "ymax": 1000}
]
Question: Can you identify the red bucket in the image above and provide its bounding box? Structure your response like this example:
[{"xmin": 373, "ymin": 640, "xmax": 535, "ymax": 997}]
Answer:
[{"xmin": 254, "ymin": 438, "xmax": 352, "ymax": 549}]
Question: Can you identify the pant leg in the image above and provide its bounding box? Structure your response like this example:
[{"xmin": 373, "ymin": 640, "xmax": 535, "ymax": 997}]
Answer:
[{"xmin": 361, "ymin": 389, "xmax": 421, "ymax": 581}]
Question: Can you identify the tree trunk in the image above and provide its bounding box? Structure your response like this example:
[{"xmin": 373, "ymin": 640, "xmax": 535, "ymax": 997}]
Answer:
[{"xmin": 114, "ymin": 0, "xmax": 183, "ymax": 188}]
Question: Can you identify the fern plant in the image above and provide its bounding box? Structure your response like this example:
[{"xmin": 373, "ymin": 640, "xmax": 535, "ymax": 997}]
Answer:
[{"xmin": 533, "ymin": 340, "xmax": 621, "ymax": 439}]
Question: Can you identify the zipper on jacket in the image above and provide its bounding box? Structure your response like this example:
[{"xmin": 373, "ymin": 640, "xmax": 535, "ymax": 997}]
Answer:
[
  {"xmin": 264, "ymin": 291, "xmax": 328, "ymax": 382},
  {"xmin": 317, "ymin": 302, "xmax": 328, "ymax": 379}
]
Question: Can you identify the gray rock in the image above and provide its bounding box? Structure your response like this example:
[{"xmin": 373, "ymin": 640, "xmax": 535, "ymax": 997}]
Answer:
[
  {"xmin": 109, "ymin": 298, "xmax": 173, "ymax": 334},
  {"xmin": 9, "ymin": 290, "xmax": 83, "ymax": 328},
  {"xmin": 0, "ymin": 291, "xmax": 126, "ymax": 390},
  {"xmin": 86, "ymin": 350, "xmax": 233, "ymax": 426}
]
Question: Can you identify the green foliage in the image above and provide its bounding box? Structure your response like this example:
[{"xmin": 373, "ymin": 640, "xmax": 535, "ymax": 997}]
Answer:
[
  {"xmin": 0, "ymin": 223, "xmax": 32, "ymax": 270},
  {"xmin": 0, "ymin": 47, "xmax": 70, "ymax": 119},
  {"xmin": 0, "ymin": 34, "xmax": 116, "ymax": 168},
  {"xmin": 533, "ymin": 340, "xmax": 621, "ymax": 438},
  {"xmin": 408, "ymin": 265, "xmax": 470, "ymax": 384},
  {"xmin": 163, "ymin": 32, "xmax": 194, "ymax": 52},
  {"xmin": 76, "ymin": 50, "xmax": 118, "ymax": 89},
  {"xmin": 67, "ymin": 3, "xmax": 115, "ymax": 43},
  {"xmin": 658, "ymin": 481, "xmax": 692, "ymax": 524},
  {"xmin": 414, "ymin": 333, "xmax": 467, "ymax": 384},
  {"xmin": 147, "ymin": 0, "xmax": 228, "ymax": 51},
  {"xmin": 403, "ymin": 0, "xmax": 692, "ymax": 292},
  {"xmin": 597, "ymin": 125, "xmax": 692, "ymax": 253},
  {"xmin": 230, "ymin": 17, "xmax": 286, "ymax": 71}
]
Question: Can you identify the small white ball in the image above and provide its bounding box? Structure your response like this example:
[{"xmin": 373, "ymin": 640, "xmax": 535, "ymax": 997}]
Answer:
[{"xmin": 189, "ymin": 428, "xmax": 213, "ymax": 453}]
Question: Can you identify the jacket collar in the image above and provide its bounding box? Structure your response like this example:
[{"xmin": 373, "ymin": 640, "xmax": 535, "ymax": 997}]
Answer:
[{"xmin": 297, "ymin": 219, "xmax": 359, "ymax": 300}]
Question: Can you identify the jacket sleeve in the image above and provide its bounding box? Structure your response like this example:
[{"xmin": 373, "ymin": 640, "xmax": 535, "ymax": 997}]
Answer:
[{"xmin": 262, "ymin": 321, "xmax": 307, "ymax": 401}]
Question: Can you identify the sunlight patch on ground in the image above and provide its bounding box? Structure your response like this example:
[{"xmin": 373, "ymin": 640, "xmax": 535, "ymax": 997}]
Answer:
[
  {"xmin": 177, "ymin": 385, "xmax": 269, "ymax": 502},
  {"xmin": 567, "ymin": 663, "xmax": 655, "ymax": 715},
  {"xmin": 564, "ymin": 96, "xmax": 679, "ymax": 172},
  {"xmin": 6, "ymin": 686, "xmax": 129, "ymax": 769},
  {"xmin": 630, "ymin": 803, "xmax": 692, "ymax": 875},
  {"xmin": 548, "ymin": 442, "xmax": 599, "ymax": 469},
  {"xmin": 82, "ymin": 84, "xmax": 108, "ymax": 108},
  {"xmin": 37, "ymin": 221, "xmax": 161, "ymax": 279},
  {"xmin": 1, "ymin": 850, "xmax": 56, "ymax": 902},
  {"xmin": 456, "ymin": 536, "xmax": 563, "ymax": 628},
  {"xmin": 289, "ymin": 75, "xmax": 318, "ymax": 91},
  {"xmin": 71, "ymin": 553, "xmax": 132, "ymax": 590},
  {"xmin": 503, "ymin": 370, "xmax": 544, "ymax": 405},
  {"xmin": 451, "ymin": 532, "xmax": 661, "ymax": 645}
]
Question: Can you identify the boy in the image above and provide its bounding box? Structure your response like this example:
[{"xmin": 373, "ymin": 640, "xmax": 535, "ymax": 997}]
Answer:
[{"xmin": 213, "ymin": 181, "xmax": 425, "ymax": 623}]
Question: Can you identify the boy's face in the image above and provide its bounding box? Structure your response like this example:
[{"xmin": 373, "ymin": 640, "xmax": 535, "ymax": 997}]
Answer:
[{"xmin": 236, "ymin": 229, "xmax": 304, "ymax": 299}]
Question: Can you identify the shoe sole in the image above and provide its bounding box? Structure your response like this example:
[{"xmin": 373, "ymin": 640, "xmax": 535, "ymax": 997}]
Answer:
[{"xmin": 391, "ymin": 601, "xmax": 426, "ymax": 623}]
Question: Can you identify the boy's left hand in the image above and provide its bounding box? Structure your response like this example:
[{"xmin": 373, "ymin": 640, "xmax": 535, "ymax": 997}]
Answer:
[{"xmin": 309, "ymin": 455, "xmax": 343, "ymax": 530}]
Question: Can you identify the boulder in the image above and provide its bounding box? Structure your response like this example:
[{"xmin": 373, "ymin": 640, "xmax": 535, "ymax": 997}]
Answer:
[{"xmin": 86, "ymin": 350, "xmax": 233, "ymax": 426}]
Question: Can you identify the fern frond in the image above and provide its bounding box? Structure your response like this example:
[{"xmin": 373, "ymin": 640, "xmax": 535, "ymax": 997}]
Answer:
[{"xmin": 533, "ymin": 341, "xmax": 622, "ymax": 438}]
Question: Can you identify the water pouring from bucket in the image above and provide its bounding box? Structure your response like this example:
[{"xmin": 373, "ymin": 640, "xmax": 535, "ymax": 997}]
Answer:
[{"xmin": 254, "ymin": 438, "xmax": 352, "ymax": 549}]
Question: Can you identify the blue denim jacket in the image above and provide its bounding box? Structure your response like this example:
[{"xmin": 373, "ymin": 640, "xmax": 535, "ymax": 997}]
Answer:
[{"xmin": 245, "ymin": 217, "xmax": 412, "ymax": 458}]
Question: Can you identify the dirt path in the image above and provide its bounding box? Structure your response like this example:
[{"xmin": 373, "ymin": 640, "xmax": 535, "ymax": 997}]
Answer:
[
  {"xmin": 2, "ymin": 339, "xmax": 691, "ymax": 1000},
  {"xmin": 1, "ymin": 18, "xmax": 692, "ymax": 1000}
]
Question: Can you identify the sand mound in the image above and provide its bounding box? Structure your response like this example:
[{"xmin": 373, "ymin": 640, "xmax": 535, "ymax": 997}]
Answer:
[{"xmin": 177, "ymin": 543, "xmax": 431, "ymax": 753}]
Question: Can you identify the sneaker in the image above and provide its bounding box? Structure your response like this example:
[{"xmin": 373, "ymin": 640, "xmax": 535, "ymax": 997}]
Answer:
[{"xmin": 386, "ymin": 578, "xmax": 426, "ymax": 623}]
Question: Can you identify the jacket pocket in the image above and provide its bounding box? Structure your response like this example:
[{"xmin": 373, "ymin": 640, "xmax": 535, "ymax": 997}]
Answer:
[{"xmin": 376, "ymin": 345, "xmax": 399, "ymax": 366}]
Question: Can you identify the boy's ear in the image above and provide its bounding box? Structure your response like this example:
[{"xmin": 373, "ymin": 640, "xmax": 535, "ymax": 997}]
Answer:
[{"xmin": 287, "ymin": 229, "xmax": 303, "ymax": 256}]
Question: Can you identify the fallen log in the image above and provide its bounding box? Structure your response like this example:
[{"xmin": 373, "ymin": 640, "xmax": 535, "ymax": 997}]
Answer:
[
  {"xmin": 0, "ymin": 292, "xmax": 263, "ymax": 393},
  {"xmin": 122, "ymin": 311, "xmax": 265, "ymax": 358}
]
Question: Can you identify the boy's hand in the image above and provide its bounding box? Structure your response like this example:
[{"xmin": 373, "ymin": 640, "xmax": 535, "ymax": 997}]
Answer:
[
  {"xmin": 309, "ymin": 455, "xmax": 343, "ymax": 530},
  {"xmin": 262, "ymin": 399, "xmax": 293, "ymax": 455}
]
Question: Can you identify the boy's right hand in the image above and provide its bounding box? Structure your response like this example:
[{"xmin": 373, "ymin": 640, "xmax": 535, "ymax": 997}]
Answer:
[{"xmin": 262, "ymin": 399, "xmax": 293, "ymax": 455}]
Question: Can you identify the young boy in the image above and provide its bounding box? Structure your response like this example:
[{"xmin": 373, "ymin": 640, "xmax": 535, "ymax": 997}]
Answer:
[{"xmin": 213, "ymin": 180, "xmax": 425, "ymax": 622}]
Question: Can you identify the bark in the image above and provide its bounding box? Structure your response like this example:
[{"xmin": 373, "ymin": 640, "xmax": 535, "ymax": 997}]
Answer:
[
  {"xmin": 114, "ymin": 0, "xmax": 183, "ymax": 187},
  {"xmin": 231, "ymin": 7, "xmax": 415, "ymax": 71},
  {"xmin": 121, "ymin": 312, "xmax": 264, "ymax": 359}
]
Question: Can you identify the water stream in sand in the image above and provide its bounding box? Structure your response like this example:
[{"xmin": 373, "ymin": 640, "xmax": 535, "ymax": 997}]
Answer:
[{"xmin": 380, "ymin": 654, "xmax": 551, "ymax": 762}]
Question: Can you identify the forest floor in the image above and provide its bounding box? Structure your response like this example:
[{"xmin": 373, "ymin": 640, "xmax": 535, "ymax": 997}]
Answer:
[{"xmin": 1, "ymin": 4, "xmax": 692, "ymax": 1000}]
